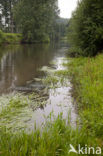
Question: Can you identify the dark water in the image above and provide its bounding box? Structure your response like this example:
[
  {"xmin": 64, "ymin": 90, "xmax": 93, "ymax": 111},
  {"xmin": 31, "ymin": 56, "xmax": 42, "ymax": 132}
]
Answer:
[{"xmin": 0, "ymin": 42, "xmax": 68, "ymax": 94}]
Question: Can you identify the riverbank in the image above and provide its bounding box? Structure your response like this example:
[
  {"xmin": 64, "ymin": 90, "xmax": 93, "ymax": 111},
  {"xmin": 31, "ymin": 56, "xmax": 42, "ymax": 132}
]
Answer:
[
  {"xmin": 65, "ymin": 54, "xmax": 103, "ymax": 148},
  {"xmin": 0, "ymin": 30, "xmax": 22, "ymax": 44},
  {"xmin": 0, "ymin": 53, "xmax": 103, "ymax": 155}
]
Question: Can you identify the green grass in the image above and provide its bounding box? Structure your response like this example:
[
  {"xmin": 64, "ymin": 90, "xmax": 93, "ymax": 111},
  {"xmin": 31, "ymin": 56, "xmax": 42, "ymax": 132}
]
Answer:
[
  {"xmin": 0, "ymin": 30, "xmax": 22, "ymax": 44},
  {"xmin": 65, "ymin": 54, "xmax": 103, "ymax": 143},
  {"xmin": 0, "ymin": 54, "xmax": 103, "ymax": 155},
  {"xmin": 0, "ymin": 114, "xmax": 99, "ymax": 156}
]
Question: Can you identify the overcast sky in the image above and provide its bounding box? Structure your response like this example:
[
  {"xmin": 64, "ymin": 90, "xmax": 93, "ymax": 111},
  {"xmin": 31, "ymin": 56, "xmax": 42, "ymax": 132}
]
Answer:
[{"xmin": 58, "ymin": 0, "xmax": 78, "ymax": 18}]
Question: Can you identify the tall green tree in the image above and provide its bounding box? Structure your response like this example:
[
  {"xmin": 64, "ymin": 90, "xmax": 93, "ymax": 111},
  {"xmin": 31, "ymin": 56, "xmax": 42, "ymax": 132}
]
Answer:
[
  {"xmin": 68, "ymin": 0, "xmax": 103, "ymax": 56},
  {"xmin": 14, "ymin": 0, "xmax": 59, "ymax": 42}
]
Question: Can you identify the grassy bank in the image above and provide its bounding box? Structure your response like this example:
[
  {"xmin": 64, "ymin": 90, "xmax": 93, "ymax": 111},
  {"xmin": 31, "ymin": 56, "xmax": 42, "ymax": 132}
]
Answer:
[
  {"xmin": 0, "ymin": 30, "xmax": 22, "ymax": 44},
  {"xmin": 65, "ymin": 54, "xmax": 103, "ymax": 143},
  {"xmin": 0, "ymin": 114, "xmax": 98, "ymax": 156}
]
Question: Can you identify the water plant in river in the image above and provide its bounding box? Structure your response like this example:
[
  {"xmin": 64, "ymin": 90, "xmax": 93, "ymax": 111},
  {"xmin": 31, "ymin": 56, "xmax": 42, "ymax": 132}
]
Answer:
[
  {"xmin": 40, "ymin": 59, "xmax": 69, "ymax": 88},
  {"xmin": 0, "ymin": 92, "xmax": 48, "ymax": 132}
]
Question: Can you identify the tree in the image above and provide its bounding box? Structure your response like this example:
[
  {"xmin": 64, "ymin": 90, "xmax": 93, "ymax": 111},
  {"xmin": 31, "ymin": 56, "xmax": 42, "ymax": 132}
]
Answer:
[
  {"xmin": 14, "ymin": 0, "xmax": 59, "ymax": 42},
  {"xmin": 68, "ymin": 0, "xmax": 103, "ymax": 56},
  {"xmin": 0, "ymin": 0, "xmax": 18, "ymax": 32}
]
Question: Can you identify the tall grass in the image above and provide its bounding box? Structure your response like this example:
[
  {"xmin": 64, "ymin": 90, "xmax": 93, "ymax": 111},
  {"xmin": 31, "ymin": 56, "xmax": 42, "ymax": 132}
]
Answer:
[
  {"xmin": 66, "ymin": 54, "xmax": 103, "ymax": 143},
  {"xmin": 0, "ymin": 114, "xmax": 98, "ymax": 156}
]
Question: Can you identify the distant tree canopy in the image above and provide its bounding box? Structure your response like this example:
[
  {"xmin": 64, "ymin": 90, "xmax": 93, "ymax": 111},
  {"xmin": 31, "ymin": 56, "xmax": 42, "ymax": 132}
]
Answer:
[
  {"xmin": 0, "ymin": 0, "xmax": 61, "ymax": 43},
  {"xmin": 68, "ymin": 0, "xmax": 103, "ymax": 56},
  {"xmin": 14, "ymin": 0, "xmax": 59, "ymax": 42}
]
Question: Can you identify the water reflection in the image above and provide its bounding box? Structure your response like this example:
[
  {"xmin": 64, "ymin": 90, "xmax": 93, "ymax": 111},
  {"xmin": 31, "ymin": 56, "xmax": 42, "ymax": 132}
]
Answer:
[
  {"xmin": 0, "ymin": 43, "xmax": 67, "ymax": 94},
  {"xmin": 0, "ymin": 42, "xmax": 77, "ymax": 129}
]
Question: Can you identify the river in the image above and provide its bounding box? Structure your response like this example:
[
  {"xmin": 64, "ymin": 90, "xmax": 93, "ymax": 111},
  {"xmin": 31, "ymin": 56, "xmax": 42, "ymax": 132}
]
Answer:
[{"xmin": 0, "ymin": 42, "xmax": 77, "ymax": 130}]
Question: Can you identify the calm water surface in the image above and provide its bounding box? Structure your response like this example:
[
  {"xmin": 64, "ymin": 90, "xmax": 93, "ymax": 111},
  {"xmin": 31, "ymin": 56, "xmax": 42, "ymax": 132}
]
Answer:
[
  {"xmin": 0, "ymin": 43, "xmax": 66, "ymax": 94},
  {"xmin": 0, "ymin": 42, "xmax": 77, "ymax": 128}
]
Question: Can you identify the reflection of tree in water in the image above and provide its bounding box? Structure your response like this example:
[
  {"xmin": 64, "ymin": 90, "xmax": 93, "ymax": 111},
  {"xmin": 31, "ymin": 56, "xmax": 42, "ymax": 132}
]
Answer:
[
  {"xmin": 0, "ymin": 43, "xmax": 62, "ymax": 94},
  {"xmin": 0, "ymin": 51, "xmax": 16, "ymax": 94}
]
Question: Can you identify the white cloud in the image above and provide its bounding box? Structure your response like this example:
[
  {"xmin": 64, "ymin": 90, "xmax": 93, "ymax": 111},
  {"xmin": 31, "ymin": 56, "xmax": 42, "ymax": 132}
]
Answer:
[{"xmin": 58, "ymin": 0, "xmax": 78, "ymax": 18}]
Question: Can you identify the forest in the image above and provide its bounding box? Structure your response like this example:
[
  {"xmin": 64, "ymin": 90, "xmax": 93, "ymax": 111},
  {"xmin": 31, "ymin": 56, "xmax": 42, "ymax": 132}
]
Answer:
[{"xmin": 0, "ymin": 0, "xmax": 67, "ymax": 43}]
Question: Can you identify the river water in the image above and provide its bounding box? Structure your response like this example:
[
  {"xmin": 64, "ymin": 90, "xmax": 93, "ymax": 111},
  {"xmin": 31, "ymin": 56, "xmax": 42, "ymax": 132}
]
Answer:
[{"xmin": 0, "ymin": 42, "xmax": 77, "ymax": 129}]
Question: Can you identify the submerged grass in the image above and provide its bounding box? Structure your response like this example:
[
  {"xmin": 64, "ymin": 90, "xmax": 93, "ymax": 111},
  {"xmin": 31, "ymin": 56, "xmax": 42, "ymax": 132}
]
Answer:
[
  {"xmin": 0, "ymin": 94, "xmax": 33, "ymax": 131},
  {"xmin": 0, "ymin": 93, "xmax": 47, "ymax": 132}
]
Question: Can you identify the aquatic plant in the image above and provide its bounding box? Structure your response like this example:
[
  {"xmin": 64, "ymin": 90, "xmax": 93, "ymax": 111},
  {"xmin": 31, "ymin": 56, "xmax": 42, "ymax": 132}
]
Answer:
[{"xmin": 0, "ymin": 93, "xmax": 47, "ymax": 132}]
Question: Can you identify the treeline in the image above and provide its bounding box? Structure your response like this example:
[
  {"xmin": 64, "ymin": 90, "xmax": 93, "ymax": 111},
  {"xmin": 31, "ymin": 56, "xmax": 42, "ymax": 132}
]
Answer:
[
  {"xmin": 0, "ymin": 0, "xmax": 60, "ymax": 43},
  {"xmin": 68, "ymin": 0, "xmax": 103, "ymax": 56}
]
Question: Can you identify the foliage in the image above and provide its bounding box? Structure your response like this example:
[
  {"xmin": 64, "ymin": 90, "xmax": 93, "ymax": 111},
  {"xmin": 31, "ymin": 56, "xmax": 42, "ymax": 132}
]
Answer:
[
  {"xmin": 14, "ymin": 0, "xmax": 59, "ymax": 43},
  {"xmin": 0, "ymin": 0, "xmax": 61, "ymax": 42},
  {"xmin": 68, "ymin": 0, "xmax": 103, "ymax": 56}
]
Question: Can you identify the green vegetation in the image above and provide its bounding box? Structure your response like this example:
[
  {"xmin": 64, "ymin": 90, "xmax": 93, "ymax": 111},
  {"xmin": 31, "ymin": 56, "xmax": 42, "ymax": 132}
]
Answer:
[
  {"xmin": 66, "ymin": 54, "xmax": 103, "ymax": 145},
  {"xmin": 0, "ymin": 0, "xmax": 60, "ymax": 43},
  {"xmin": 1, "ymin": 0, "xmax": 103, "ymax": 155},
  {"xmin": 68, "ymin": 0, "xmax": 103, "ymax": 56},
  {"xmin": 0, "ymin": 93, "xmax": 47, "ymax": 132},
  {"xmin": 14, "ymin": 0, "xmax": 59, "ymax": 43},
  {"xmin": 0, "ymin": 30, "xmax": 22, "ymax": 44},
  {"xmin": 0, "ymin": 54, "xmax": 103, "ymax": 155},
  {"xmin": 0, "ymin": 0, "xmax": 68, "ymax": 43},
  {"xmin": 0, "ymin": 114, "xmax": 99, "ymax": 156}
]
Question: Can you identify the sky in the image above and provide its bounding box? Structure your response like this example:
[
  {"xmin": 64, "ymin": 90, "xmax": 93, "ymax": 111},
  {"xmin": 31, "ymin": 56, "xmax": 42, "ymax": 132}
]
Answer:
[{"xmin": 58, "ymin": 0, "xmax": 78, "ymax": 18}]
